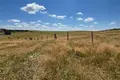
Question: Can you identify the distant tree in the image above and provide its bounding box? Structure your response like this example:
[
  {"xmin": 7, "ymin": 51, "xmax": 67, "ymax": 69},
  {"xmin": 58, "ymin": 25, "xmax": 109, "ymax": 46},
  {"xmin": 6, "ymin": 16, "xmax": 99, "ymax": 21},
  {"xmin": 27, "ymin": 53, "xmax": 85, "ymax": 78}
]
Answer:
[{"xmin": 3, "ymin": 29, "xmax": 11, "ymax": 35}]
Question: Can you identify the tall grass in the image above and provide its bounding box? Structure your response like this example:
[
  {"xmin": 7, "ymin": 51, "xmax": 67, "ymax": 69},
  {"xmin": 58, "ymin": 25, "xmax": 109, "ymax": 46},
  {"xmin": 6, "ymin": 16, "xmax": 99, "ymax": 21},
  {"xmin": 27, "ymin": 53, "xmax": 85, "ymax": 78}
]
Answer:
[{"xmin": 0, "ymin": 31, "xmax": 120, "ymax": 80}]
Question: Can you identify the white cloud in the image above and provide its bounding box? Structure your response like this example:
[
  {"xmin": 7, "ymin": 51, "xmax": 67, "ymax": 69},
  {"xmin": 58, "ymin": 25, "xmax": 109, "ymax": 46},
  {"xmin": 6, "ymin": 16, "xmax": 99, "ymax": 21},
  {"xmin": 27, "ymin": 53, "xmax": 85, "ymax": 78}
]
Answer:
[
  {"xmin": 36, "ymin": 20, "xmax": 42, "ymax": 23},
  {"xmin": 13, "ymin": 23, "xmax": 19, "ymax": 25},
  {"xmin": 9, "ymin": 22, "xmax": 49, "ymax": 30},
  {"xmin": 30, "ymin": 22, "xmax": 36, "ymax": 24},
  {"xmin": 109, "ymin": 21, "xmax": 116, "ymax": 25},
  {"xmin": 30, "ymin": 20, "xmax": 42, "ymax": 24},
  {"xmin": 84, "ymin": 25, "xmax": 96, "ymax": 31},
  {"xmin": 58, "ymin": 23, "xmax": 67, "ymax": 27},
  {"xmin": 8, "ymin": 19, "xmax": 20, "ymax": 23},
  {"xmin": 49, "ymin": 14, "xmax": 66, "ymax": 19},
  {"xmin": 84, "ymin": 17, "xmax": 94, "ymax": 22},
  {"xmin": 0, "ymin": 22, "xmax": 83, "ymax": 31},
  {"xmin": 76, "ymin": 12, "xmax": 83, "ymax": 15},
  {"xmin": 51, "ymin": 23, "xmax": 82, "ymax": 31},
  {"xmin": 77, "ymin": 17, "xmax": 83, "ymax": 21},
  {"xmin": 35, "ymin": 23, "xmax": 41, "ymax": 26},
  {"xmin": 41, "ymin": 25, "xmax": 48, "ymax": 28},
  {"xmin": 86, "ymin": 25, "xmax": 95, "ymax": 28},
  {"xmin": 52, "ymin": 23, "xmax": 67, "ymax": 27},
  {"xmin": 21, "ymin": 2, "xmax": 46, "ymax": 14},
  {"xmin": 94, "ymin": 22, "xmax": 98, "ymax": 24},
  {"xmin": 52, "ymin": 23, "xmax": 58, "ymax": 26},
  {"xmin": 78, "ymin": 24, "xmax": 85, "ymax": 26},
  {"xmin": 70, "ymin": 16, "xmax": 73, "ymax": 19},
  {"xmin": 44, "ymin": 23, "xmax": 50, "ymax": 25},
  {"xmin": 1, "ymin": 19, "xmax": 85, "ymax": 31},
  {"xmin": 49, "ymin": 14, "xmax": 56, "ymax": 18},
  {"xmin": 21, "ymin": 22, "xmax": 29, "ymax": 27},
  {"xmin": 57, "ymin": 16, "xmax": 66, "ymax": 19},
  {"xmin": 40, "ymin": 11, "xmax": 47, "ymax": 14}
]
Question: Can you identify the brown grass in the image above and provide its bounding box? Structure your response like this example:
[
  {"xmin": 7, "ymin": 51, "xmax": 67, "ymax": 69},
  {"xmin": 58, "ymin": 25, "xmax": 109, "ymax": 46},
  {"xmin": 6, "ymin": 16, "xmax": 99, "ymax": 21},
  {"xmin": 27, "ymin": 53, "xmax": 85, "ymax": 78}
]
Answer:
[{"xmin": 0, "ymin": 30, "xmax": 120, "ymax": 80}]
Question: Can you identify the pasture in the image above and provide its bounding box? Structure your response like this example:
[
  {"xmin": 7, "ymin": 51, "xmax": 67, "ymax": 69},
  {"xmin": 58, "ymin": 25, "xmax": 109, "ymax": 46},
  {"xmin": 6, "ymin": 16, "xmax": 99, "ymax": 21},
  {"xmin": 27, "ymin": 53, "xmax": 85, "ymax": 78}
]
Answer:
[{"xmin": 0, "ymin": 30, "xmax": 120, "ymax": 80}]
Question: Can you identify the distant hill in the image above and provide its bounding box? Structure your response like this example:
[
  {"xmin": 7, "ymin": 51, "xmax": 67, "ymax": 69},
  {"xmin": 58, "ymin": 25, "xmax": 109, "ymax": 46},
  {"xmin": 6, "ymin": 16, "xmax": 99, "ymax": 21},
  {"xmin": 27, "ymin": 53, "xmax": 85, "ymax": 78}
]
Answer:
[
  {"xmin": 0, "ymin": 29, "xmax": 29, "ymax": 32},
  {"xmin": 103, "ymin": 28, "xmax": 120, "ymax": 31}
]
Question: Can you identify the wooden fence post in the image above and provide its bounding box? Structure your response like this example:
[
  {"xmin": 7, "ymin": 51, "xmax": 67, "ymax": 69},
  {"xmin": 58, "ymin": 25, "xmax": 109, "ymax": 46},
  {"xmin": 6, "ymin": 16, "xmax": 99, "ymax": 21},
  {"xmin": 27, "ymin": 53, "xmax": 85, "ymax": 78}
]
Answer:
[
  {"xmin": 29, "ymin": 37, "xmax": 32, "ymax": 40},
  {"xmin": 91, "ymin": 31, "xmax": 94, "ymax": 45},
  {"xmin": 46, "ymin": 36, "xmax": 48, "ymax": 40},
  {"xmin": 41, "ymin": 37, "xmax": 43, "ymax": 40},
  {"xmin": 54, "ymin": 34, "xmax": 57, "ymax": 39},
  {"xmin": 67, "ymin": 32, "xmax": 69, "ymax": 40}
]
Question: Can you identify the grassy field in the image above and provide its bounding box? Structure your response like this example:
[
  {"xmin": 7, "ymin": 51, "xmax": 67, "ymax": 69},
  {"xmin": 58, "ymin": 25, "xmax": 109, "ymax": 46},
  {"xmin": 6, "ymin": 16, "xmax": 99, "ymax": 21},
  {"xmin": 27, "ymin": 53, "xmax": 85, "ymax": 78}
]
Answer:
[{"xmin": 0, "ymin": 30, "xmax": 120, "ymax": 80}]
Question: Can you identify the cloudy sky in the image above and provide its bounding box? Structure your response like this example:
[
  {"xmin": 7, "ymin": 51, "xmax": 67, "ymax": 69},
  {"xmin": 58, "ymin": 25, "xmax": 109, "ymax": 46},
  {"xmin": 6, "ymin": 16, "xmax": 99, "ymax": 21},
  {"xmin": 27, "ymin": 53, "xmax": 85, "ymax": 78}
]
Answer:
[{"xmin": 0, "ymin": 0, "xmax": 120, "ymax": 31}]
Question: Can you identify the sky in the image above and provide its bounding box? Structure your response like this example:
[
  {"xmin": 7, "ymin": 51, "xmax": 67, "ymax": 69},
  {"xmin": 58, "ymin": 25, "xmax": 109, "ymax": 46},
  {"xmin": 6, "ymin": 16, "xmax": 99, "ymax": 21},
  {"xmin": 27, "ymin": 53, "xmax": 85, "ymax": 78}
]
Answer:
[{"xmin": 0, "ymin": 0, "xmax": 120, "ymax": 31}]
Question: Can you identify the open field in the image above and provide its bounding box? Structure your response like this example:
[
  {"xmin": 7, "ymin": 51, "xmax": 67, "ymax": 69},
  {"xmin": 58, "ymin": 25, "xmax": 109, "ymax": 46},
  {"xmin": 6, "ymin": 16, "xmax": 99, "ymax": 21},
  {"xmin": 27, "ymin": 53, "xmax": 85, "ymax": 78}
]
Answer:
[{"xmin": 0, "ymin": 30, "xmax": 120, "ymax": 80}]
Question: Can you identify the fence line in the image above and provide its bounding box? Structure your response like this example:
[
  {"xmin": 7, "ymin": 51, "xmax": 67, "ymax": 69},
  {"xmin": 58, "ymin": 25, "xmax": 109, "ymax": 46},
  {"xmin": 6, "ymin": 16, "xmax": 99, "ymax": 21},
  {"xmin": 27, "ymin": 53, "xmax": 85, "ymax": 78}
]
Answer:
[{"xmin": 11, "ymin": 32, "xmax": 95, "ymax": 45}]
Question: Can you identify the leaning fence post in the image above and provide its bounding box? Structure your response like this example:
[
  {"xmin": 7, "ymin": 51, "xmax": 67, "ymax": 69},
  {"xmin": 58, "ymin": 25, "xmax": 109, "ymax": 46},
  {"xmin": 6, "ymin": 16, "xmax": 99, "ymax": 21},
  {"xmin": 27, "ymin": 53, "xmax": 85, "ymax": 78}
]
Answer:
[
  {"xmin": 91, "ymin": 31, "xmax": 94, "ymax": 45},
  {"xmin": 54, "ymin": 34, "xmax": 57, "ymax": 39},
  {"xmin": 67, "ymin": 32, "xmax": 69, "ymax": 40}
]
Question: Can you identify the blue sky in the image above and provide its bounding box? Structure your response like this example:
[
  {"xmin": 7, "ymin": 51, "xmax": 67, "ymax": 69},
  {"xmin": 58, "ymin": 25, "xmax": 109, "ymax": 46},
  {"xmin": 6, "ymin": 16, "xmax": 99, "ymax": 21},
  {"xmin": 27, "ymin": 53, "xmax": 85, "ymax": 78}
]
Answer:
[{"xmin": 0, "ymin": 0, "xmax": 120, "ymax": 31}]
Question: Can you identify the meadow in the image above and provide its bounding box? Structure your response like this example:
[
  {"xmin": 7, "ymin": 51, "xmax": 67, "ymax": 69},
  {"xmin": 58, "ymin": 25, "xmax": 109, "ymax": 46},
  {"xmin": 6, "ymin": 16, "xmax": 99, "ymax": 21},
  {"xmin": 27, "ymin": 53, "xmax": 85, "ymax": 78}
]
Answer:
[{"xmin": 0, "ymin": 30, "xmax": 120, "ymax": 80}]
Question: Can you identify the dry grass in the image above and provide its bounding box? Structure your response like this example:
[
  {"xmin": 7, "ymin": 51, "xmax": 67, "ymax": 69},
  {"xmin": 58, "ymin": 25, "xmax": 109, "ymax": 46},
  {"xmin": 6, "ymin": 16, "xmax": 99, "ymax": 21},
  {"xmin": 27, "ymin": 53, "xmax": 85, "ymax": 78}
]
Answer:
[{"xmin": 0, "ymin": 30, "xmax": 120, "ymax": 80}]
